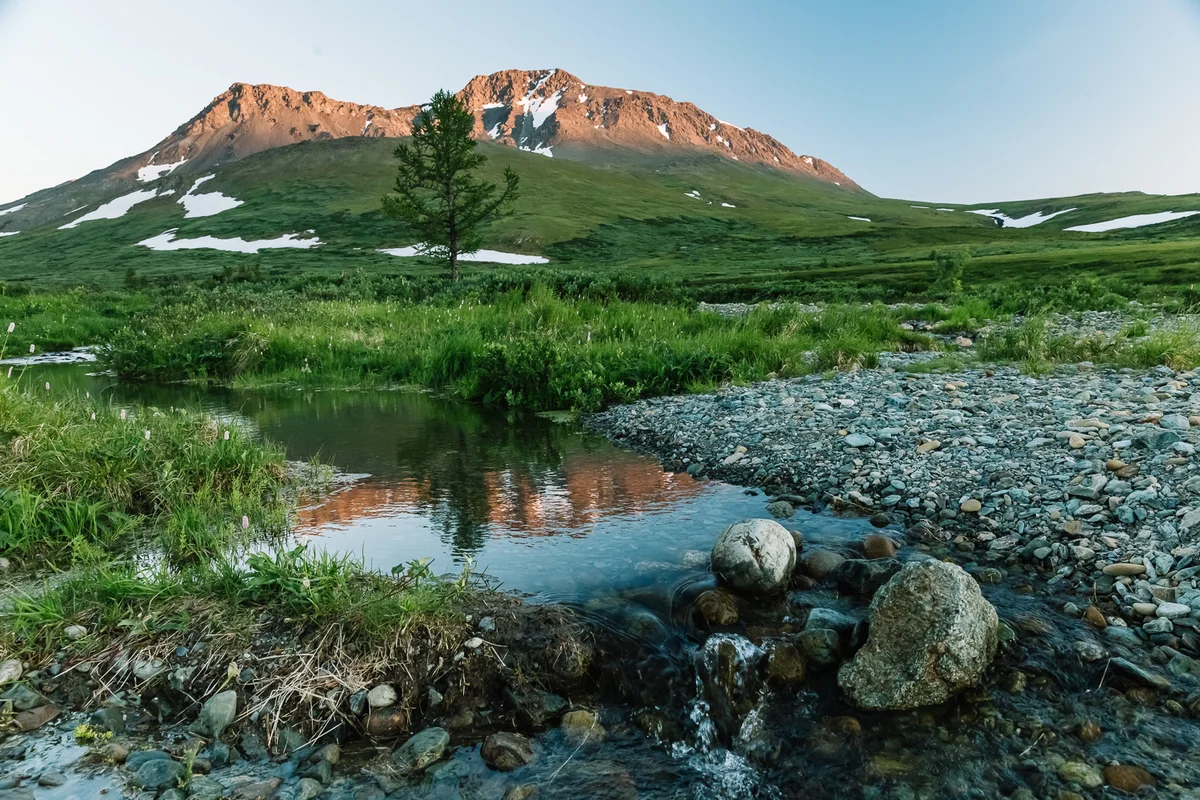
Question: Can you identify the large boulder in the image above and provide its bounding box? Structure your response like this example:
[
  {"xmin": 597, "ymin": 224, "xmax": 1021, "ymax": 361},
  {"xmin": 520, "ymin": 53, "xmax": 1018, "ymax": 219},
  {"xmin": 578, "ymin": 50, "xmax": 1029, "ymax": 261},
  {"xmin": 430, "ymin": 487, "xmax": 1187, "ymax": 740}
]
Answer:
[
  {"xmin": 838, "ymin": 560, "xmax": 998, "ymax": 710},
  {"xmin": 711, "ymin": 519, "xmax": 796, "ymax": 595}
]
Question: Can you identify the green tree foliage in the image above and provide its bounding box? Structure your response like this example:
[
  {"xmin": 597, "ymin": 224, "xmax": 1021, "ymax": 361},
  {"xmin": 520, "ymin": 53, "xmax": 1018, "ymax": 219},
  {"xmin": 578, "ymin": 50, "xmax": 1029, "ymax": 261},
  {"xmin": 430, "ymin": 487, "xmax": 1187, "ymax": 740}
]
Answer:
[
  {"xmin": 930, "ymin": 248, "xmax": 971, "ymax": 296},
  {"xmin": 382, "ymin": 90, "xmax": 519, "ymax": 281}
]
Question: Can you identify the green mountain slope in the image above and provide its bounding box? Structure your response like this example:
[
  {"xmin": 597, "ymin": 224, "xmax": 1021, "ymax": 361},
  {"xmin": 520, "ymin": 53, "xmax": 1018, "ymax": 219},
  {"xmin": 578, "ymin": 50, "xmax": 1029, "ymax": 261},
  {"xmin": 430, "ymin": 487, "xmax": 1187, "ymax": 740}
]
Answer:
[{"xmin": 1, "ymin": 136, "xmax": 1198, "ymax": 298}]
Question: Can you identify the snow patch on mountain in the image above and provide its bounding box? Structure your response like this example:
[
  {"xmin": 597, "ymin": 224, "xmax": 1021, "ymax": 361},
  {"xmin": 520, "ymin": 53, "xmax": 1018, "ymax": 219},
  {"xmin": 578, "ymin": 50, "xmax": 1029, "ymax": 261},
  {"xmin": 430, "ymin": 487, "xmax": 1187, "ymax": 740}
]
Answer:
[
  {"xmin": 60, "ymin": 189, "xmax": 163, "ymax": 229},
  {"xmin": 0, "ymin": 203, "xmax": 26, "ymax": 216},
  {"xmin": 968, "ymin": 207, "xmax": 1076, "ymax": 228},
  {"xmin": 377, "ymin": 246, "xmax": 548, "ymax": 264},
  {"xmin": 137, "ymin": 158, "xmax": 187, "ymax": 182},
  {"xmin": 1065, "ymin": 210, "xmax": 1200, "ymax": 233},
  {"xmin": 138, "ymin": 229, "xmax": 321, "ymax": 253},
  {"xmin": 179, "ymin": 175, "xmax": 244, "ymax": 218}
]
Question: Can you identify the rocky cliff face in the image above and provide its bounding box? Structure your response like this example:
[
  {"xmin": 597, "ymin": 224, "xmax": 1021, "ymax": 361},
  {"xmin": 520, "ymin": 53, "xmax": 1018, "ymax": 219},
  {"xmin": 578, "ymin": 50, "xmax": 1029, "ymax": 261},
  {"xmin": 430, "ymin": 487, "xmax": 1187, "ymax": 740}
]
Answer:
[{"xmin": 131, "ymin": 68, "xmax": 859, "ymax": 189}]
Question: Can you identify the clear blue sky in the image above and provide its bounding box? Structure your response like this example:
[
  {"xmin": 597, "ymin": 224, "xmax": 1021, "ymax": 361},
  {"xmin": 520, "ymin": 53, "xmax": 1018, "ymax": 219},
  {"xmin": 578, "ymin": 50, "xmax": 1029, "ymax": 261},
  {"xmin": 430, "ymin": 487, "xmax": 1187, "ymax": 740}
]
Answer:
[{"xmin": 1, "ymin": 0, "xmax": 1197, "ymax": 205}]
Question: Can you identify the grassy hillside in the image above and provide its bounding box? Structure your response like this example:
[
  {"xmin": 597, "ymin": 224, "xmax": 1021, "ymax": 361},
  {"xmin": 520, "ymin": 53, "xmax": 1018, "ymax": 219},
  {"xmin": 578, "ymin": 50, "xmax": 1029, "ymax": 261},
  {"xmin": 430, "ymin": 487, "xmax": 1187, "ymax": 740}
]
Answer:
[{"xmin": 1, "ymin": 137, "xmax": 1198, "ymax": 300}]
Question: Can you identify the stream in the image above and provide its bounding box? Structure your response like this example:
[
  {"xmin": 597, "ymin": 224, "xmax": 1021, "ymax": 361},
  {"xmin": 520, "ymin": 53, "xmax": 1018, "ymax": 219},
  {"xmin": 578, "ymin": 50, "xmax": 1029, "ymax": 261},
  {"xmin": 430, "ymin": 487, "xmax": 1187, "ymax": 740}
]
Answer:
[{"xmin": 5, "ymin": 363, "xmax": 1200, "ymax": 799}]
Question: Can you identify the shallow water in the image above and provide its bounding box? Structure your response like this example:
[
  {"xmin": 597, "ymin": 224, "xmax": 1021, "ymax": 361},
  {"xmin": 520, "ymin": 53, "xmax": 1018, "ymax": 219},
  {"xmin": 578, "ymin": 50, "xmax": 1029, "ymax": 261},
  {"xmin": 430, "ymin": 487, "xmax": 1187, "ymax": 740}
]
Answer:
[
  {"xmin": 21, "ymin": 364, "xmax": 879, "ymax": 598},
  {"xmin": 9, "ymin": 364, "xmax": 1200, "ymax": 798}
]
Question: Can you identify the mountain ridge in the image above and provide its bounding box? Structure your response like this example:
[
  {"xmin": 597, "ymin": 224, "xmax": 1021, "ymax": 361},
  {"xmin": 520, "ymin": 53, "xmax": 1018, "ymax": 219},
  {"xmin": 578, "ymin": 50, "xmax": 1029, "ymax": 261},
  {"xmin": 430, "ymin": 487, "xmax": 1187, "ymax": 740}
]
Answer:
[{"xmin": 99, "ymin": 68, "xmax": 860, "ymax": 194}]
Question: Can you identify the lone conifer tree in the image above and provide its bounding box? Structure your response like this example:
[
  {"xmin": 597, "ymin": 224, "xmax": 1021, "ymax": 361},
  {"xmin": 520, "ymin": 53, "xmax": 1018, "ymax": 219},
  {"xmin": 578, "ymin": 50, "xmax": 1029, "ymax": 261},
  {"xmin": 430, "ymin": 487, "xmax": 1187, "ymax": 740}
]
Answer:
[{"xmin": 382, "ymin": 90, "xmax": 519, "ymax": 281}]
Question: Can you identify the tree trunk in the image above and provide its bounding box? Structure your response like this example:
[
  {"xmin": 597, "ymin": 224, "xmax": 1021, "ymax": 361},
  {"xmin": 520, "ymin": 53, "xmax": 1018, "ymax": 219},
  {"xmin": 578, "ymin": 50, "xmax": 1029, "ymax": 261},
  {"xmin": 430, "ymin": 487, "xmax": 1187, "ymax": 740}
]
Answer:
[{"xmin": 449, "ymin": 248, "xmax": 459, "ymax": 282}]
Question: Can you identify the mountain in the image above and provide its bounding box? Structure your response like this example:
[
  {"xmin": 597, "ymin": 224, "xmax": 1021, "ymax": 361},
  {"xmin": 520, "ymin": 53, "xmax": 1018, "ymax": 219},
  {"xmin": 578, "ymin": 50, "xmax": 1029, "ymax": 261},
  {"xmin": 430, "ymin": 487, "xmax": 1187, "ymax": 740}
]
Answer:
[
  {"xmin": 101, "ymin": 68, "xmax": 858, "ymax": 192},
  {"xmin": 0, "ymin": 68, "xmax": 1196, "ymax": 299}
]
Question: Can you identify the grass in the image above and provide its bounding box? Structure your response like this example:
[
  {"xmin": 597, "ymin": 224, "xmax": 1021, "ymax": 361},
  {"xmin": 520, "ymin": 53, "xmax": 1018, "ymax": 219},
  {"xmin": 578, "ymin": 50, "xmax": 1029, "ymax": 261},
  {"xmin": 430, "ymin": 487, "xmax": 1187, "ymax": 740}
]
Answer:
[
  {"xmin": 975, "ymin": 316, "xmax": 1200, "ymax": 372},
  {"xmin": 0, "ymin": 136, "xmax": 1197, "ymax": 301},
  {"xmin": 98, "ymin": 285, "xmax": 933, "ymax": 411}
]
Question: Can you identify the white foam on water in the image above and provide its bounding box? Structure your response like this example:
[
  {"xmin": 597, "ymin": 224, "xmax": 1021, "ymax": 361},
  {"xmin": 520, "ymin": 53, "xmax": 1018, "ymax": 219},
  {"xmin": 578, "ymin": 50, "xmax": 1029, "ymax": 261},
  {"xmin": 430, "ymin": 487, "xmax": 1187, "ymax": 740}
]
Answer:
[
  {"xmin": 968, "ymin": 207, "xmax": 1076, "ymax": 228},
  {"xmin": 657, "ymin": 123, "xmax": 670, "ymax": 140},
  {"xmin": 0, "ymin": 232, "xmax": 18, "ymax": 238},
  {"xmin": 1065, "ymin": 210, "xmax": 1200, "ymax": 233},
  {"xmin": 137, "ymin": 158, "xmax": 187, "ymax": 183},
  {"xmin": 377, "ymin": 245, "xmax": 548, "ymax": 264},
  {"xmin": 0, "ymin": 347, "xmax": 97, "ymax": 366},
  {"xmin": 59, "ymin": 189, "xmax": 162, "ymax": 229},
  {"xmin": 137, "ymin": 229, "xmax": 322, "ymax": 253},
  {"xmin": 848, "ymin": 216, "xmax": 871, "ymax": 222},
  {"xmin": 0, "ymin": 203, "xmax": 25, "ymax": 216}
]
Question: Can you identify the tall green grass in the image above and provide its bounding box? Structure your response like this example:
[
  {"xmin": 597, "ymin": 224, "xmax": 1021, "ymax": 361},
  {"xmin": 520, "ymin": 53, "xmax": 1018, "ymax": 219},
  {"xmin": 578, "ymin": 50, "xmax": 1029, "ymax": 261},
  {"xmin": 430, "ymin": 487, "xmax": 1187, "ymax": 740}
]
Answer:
[
  {"xmin": 102, "ymin": 286, "xmax": 932, "ymax": 411},
  {"xmin": 0, "ymin": 376, "xmax": 288, "ymax": 566}
]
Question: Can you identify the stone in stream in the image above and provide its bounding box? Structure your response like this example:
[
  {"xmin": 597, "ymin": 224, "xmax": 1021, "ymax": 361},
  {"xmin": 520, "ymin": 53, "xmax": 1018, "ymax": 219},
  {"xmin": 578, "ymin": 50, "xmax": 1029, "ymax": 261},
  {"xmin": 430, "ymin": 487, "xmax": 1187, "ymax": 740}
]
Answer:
[
  {"xmin": 798, "ymin": 549, "xmax": 845, "ymax": 581},
  {"xmin": 1058, "ymin": 761, "xmax": 1103, "ymax": 789},
  {"xmin": 391, "ymin": 727, "xmax": 450, "ymax": 773},
  {"xmin": 11, "ymin": 704, "xmax": 59, "ymax": 732},
  {"xmin": 193, "ymin": 689, "xmax": 238, "ymax": 739},
  {"xmin": 293, "ymin": 778, "xmax": 325, "ymax": 800},
  {"xmin": 764, "ymin": 500, "xmax": 795, "ymax": 519},
  {"xmin": 129, "ymin": 757, "xmax": 186, "ymax": 791},
  {"xmin": 862, "ymin": 534, "xmax": 897, "ymax": 559},
  {"xmin": 837, "ymin": 558, "xmax": 902, "ymax": 596},
  {"xmin": 710, "ymin": 519, "xmax": 796, "ymax": 595},
  {"xmin": 365, "ymin": 707, "xmax": 408, "ymax": 737},
  {"xmin": 695, "ymin": 634, "xmax": 765, "ymax": 741},
  {"xmin": 480, "ymin": 732, "xmax": 533, "ymax": 771},
  {"xmin": 838, "ymin": 560, "xmax": 998, "ymax": 710},
  {"xmin": 693, "ymin": 589, "xmax": 739, "ymax": 626},
  {"xmin": 1103, "ymin": 764, "xmax": 1156, "ymax": 792},
  {"xmin": 1, "ymin": 684, "xmax": 46, "ymax": 712}
]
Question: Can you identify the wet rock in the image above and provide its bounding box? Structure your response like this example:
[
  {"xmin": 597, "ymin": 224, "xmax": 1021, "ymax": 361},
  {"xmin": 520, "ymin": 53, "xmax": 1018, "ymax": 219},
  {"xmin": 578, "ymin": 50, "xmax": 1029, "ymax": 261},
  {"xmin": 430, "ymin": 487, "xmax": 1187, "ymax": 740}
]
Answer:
[
  {"xmin": 292, "ymin": 778, "xmax": 324, "ymax": 800},
  {"xmin": 796, "ymin": 628, "xmax": 842, "ymax": 669},
  {"xmin": 804, "ymin": 607, "xmax": 858, "ymax": 634},
  {"xmin": 367, "ymin": 684, "xmax": 397, "ymax": 709},
  {"xmin": 764, "ymin": 500, "xmax": 794, "ymax": 519},
  {"xmin": 1078, "ymin": 720, "xmax": 1102, "ymax": 743},
  {"xmin": 561, "ymin": 709, "xmax": 605, "ymax": 742},
  {"xmin": 130, "ymin": 757, "xmax": 185, "ymax": 791},
  {"xmin": 501, "ymin": 786, "xmax": 538, "ymax": 800},
  {"xmin": 798, "ymin": 549, "xmax": 845, "ymax": 581},
  {"xmin": 694, "ymin": 589, "xmax": 739, "ymax": 626},
  {"xmin": 764, "ymin": 642, "xmax": 807, "ymax": 684},
  {"xmin": 504, "ymin": 686, "xmax": 566, "ymax": 728},
  {"xmin": 302, "ymin": 759, "xmax": 333, "ymax": 784},
  {"xmin": 1, "ymin": 684, "xmax": 46, "ymax": 712},
  {"xmin": 391, "ymin": 727, "xmax": 450, "ymax": 773},
  {"xmin": 364, "ymin": 707, "xmax": 408, "ymax": 738},
  {"xmin": 838, "ymin": 560, "xmax": 998, "ymax": 710},
  {"xmin": 348, "ymin": 688, "xmax": 368, "ymax": 716},
  {"xmin": 126, "ymin": 750, "xmax": 172, "ymax": 770},
  {"xmin": 862, "ymin": 534, "xmax": 897, "ymax": 559},
  {"xmin": 1110, "ymin": 657, "xmax": 1171, "ymax": 691},
  {"xmin": 230, "ymin": 777, "xmax": 283, "ymax": 799},
  {"xmin": 90, "ymin": 705, "xmax": 127, "ymax": 734},
  {"xmin": 96, "ymin": 742, "xmax": 130, "ymax": 763},
  {"xmin": 1103, "ymin": 563, "xmax": 1146, "ymax": 577},
  {"xmin": 1058, "ymin": 761, "xmax": 1103, "ymax": 789},
  {"xmin": 311, "ymin": 743, "xmax": 340, "ymax": 765},
  {"xmin": 1103, "ymin": 764, "xmax": 1156, "ymax": 792},
  {"xmin": 1083, "ymin": 606, "xmax": 1107, "ymax": 628},
  {"xmin": 194, "ymin": 689, "xmax": 238, "ymax": 739},
  {"xmin": 711, "ymin": 519, "xmax": 797, "ymax": 595},
  {"xmin": 837, "ymin": 558, "xmax": 901, "ymax": 596},
  {"xmin": 188, "ymin": 775, "xmax": 225, "ymax": 799},
  {"xmin": 11, "ymin": 704, "xmax": 59, "ymax": 732},
  {"xmin": 481, "ymin": 732, "xmax": 533, "ymax": 772},
  {"xmin": 36, "ymin": 772, "xmax": 66, "ymax": 787}
]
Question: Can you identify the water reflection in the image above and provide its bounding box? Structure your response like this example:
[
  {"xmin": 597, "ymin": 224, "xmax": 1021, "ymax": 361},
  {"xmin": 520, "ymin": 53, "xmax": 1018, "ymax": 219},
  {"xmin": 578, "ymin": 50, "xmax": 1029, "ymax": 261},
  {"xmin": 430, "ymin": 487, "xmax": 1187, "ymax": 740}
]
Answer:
[{"xmin": 21, "ymin": 365, "xmax": 877, "ymax": 596}]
